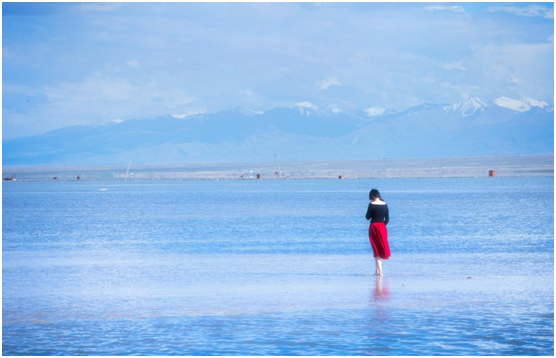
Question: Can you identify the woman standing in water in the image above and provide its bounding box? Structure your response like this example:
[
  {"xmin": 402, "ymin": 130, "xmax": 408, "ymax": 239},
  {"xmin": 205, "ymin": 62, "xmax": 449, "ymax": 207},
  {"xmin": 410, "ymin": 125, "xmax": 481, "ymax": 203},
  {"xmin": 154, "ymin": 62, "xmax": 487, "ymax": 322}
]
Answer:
[{"xmin": 365, "ymin": 189, "xmax": 390, "ymax": 276}]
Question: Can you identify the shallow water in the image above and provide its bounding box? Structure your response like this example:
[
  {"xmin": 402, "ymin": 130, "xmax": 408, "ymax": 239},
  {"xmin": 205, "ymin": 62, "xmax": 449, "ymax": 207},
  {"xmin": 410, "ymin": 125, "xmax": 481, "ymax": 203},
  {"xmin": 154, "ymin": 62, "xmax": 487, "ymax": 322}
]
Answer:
[{"xmin": 3, "ymin": 178, "xmax": 554, "ymax": 355}]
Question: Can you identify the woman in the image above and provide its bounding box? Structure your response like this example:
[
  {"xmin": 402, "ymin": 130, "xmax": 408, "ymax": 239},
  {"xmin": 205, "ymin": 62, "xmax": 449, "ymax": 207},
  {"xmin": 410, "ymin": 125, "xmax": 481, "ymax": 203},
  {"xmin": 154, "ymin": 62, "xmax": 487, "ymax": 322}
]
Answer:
[{"xmin": 365, "ymin": 189, "xmax": 390, "ymax": 276}]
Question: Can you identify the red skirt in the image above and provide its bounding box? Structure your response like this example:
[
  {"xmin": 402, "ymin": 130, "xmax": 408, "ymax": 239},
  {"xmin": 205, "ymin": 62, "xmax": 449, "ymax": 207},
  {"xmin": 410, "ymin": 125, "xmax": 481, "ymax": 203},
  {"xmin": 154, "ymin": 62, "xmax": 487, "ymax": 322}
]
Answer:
[{"xmin": 369, "ymin": 223, "xmax": 391, "ymax": 259}]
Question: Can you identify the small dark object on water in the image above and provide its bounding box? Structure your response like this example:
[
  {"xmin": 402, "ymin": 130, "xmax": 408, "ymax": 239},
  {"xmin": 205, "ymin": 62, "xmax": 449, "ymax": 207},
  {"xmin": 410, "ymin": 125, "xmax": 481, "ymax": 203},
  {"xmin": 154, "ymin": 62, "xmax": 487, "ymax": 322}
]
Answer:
[
  {"xmin": 338, "ymin": 175, "xmax": 345, "ymax": 179},
  {"xmin": 4, "ymin": 174, "xmax": 16, "ymax": 181},
  {"xmin": 489, "ymin": 170, "xmax": 496, "ymax": 177},
  {"xmin": 467, "ymin": 276, "xmax": 472, "ymax": 279}
]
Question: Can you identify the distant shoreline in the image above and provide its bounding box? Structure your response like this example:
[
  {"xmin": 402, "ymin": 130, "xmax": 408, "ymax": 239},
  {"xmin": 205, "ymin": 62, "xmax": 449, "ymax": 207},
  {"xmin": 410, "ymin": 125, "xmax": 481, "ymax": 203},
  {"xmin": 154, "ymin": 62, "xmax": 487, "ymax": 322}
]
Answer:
[
  {"xmin": 4, "ymin": 176, "xmax": 553, "ymax": 183},
  {"xmin": 3, "ymin": 154, "xmax": 554, "ymax": 181}
]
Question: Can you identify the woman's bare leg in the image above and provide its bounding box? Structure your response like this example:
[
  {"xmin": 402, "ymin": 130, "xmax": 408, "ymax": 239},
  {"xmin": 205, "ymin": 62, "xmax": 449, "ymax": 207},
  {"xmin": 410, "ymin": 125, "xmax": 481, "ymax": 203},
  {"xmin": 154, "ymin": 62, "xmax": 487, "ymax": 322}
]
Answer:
[
  {"xmin": 374, "ymin": 257, "xmax": 383, "ymax": 276},
  {"xmin": 375, "ymin": 257, "xmax": 383, "ymax": 276}
]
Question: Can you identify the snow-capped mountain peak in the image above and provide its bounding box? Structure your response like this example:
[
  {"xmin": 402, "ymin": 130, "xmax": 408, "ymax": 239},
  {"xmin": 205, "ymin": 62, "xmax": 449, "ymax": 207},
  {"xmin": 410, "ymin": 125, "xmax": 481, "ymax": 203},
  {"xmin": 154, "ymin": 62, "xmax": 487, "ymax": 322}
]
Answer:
[
  {"xmin": 493, "ymin": 96, "xmax": 531, "ymax": 112},
  {"xmin": 171, "ymin": 110, "xmax": 205, "ymax": 119},
  {"xmin": 364, "ymin": 106, "xmax": 386, "ymax": 117},
  {"xmin": 520, "ymin": 97, "xmax": 549, "ymax": 109},
  {"xmin": 232, "ymin": 107, "xmax": 263, "ymax": 116},
  {"xmin": 295, "ymin": 102, "xmax": 318, "ymax": 110},
  {"xmin": 294, "ymin": 102, "xmax": 319, "ymax": 117},
  {"xmin": 443, "ymin": 97, "xmax": 489, "ymax": 117}
]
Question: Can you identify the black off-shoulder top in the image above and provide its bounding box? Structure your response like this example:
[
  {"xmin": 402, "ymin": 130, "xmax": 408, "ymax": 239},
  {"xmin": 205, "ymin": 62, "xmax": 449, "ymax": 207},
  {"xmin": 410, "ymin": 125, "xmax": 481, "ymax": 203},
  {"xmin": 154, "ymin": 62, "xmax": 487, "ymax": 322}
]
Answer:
[{"xmin": 365, "ymin": 202, "xmax": 389, "ymax": 226}]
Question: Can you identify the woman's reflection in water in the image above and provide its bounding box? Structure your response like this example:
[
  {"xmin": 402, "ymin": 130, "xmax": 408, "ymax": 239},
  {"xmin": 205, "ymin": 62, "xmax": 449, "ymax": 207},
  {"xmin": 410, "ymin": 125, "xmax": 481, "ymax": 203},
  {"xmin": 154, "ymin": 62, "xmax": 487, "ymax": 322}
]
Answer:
[
  {"xmin": 365, "ymin": 276, "xmax": 392, "ymax": 355},
  {"xmin": 371, "ymin": 276, "xmax": 391, "ymax": 319}
]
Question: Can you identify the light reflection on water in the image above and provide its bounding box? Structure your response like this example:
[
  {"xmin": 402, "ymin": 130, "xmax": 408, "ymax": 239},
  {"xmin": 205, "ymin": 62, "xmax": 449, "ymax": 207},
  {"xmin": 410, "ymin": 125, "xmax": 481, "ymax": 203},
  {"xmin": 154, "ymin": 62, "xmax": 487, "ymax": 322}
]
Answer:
[{"xmin": 2, "ymin": 178, "xmax": 554, "ymax": 355}]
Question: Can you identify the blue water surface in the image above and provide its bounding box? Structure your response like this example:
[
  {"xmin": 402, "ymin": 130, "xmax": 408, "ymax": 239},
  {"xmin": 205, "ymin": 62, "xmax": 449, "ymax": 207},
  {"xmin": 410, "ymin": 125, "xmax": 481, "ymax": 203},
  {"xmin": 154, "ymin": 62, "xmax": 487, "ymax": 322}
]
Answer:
[{"xmin": 3, "ymin": 177, "xmax": 554, "ymax": 355}]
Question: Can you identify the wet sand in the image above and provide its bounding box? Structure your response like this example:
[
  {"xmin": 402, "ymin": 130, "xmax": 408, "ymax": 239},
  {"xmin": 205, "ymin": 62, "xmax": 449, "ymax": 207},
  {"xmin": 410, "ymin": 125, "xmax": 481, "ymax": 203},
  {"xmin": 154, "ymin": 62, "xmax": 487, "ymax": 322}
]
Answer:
[{"xmin": 3, "ymin": 252, "xmax": 554, "ymax": 355}]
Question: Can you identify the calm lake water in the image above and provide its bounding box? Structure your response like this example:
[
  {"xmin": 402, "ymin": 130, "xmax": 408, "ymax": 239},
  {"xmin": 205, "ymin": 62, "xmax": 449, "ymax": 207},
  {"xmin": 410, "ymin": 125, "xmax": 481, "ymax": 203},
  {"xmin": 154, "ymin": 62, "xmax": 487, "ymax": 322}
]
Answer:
[{"xmin": 3, "ymin": 178, "xmax": 554, "ymax": 355}]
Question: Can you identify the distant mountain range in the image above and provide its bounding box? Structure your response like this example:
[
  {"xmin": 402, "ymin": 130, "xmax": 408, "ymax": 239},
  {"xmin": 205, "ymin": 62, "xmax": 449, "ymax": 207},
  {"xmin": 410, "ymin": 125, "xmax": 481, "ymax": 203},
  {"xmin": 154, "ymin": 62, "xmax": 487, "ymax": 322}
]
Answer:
[{"xmin": 3, "ymin": 96, "xmax": 554, "ymax": 166}]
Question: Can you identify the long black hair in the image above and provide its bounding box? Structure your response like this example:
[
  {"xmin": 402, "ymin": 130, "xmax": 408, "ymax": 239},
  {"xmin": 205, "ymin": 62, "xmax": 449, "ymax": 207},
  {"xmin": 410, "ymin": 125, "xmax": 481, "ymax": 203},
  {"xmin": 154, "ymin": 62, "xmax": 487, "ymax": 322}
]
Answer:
[{"xmin": 369, "ymin": 189, "xmax": 382, "ymax": 201}]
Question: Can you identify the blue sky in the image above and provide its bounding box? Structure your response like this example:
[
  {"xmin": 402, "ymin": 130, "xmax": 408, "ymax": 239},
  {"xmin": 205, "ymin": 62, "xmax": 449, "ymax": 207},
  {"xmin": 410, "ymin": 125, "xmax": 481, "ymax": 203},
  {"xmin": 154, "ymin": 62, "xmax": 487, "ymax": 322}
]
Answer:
[{"xmin": 2, "ymin": 2, "xmax": 554, "ymax": 139}]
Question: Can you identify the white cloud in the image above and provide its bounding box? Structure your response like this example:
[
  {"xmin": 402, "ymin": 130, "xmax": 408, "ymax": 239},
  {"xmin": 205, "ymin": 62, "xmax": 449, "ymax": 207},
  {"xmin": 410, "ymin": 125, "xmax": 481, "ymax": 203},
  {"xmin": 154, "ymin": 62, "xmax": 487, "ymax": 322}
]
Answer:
[
  {"xmin": 424, "ymin": 5, "xmax": 465, "ymax": 13},
  {"xmin": 548, "ymin": 35, "xmax": 554, "ymax": 43},
  {"xmin": 171, "ymin": 110, "xmax": 205, "ymax": 119},
  {"xmin": 81, "ymin": 3, "xmax": 123, "ymax": 13},
  {"xmin": 325, "ymin": 104, "xmax": 343, "ymax": 114},
  {"xmin": 45, "ymin": 77, "xmax": 136, "ymax": 102},
  {"xmin": 295, "ymin": 101, "xmax": 319, "ymax": 110},
  {"xmin": 507, "ymin": 74, "xmax": 520, "ymax": 85},
  {"xmin": 316, "ymin": 77, "xmax": 341, "ymax": 90},
  {"xmin": 127, "ymin": 59, "xmax": 141, "ymax": 68},
  {"xmin": 240, "ymin": 89, "xmax": 255, "ymax": 96},
  {"xmin": 106, "ymin": 118, "xmax": 124, "ymax": 124},
  {"xmin": 364, "ymin": 106, "xmax": 386, "ymax": 117},
  {"xmin": 470, "ymin": 42, "xmax": 553, "ymax": 101},
  {"xmin": 489, "ymin": 5, "xmax": 554, "ymax": 19},
  {"xmin": 3, "ymin": 84, "xmax": 39, "ymax": 96},
  {"xmin": 440, "ymin": 82, "xmax": 481, "ymax": 99},
  {"xmin": 44, "ymin": 76, "xmax": 195, "ymax": 108},
  {"xmin": 443, "ymin": 61, "xmax": 466, "ymax": 71}
]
